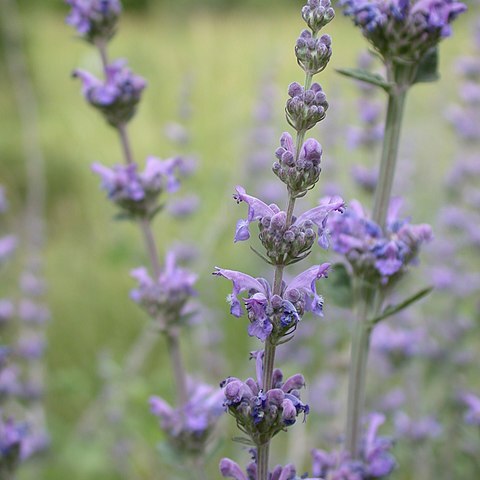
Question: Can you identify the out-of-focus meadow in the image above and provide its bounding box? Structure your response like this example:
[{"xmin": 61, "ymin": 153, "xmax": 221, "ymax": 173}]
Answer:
[{"xmin": 0, "ymin": 1, "xmax": 479, "ymax": 479}]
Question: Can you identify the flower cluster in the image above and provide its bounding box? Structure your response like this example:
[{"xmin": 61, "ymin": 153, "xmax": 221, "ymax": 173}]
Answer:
[
  {"xmin": 66, "ymin": 0, "xmax": 122, "ymax": 43},
  {"xmin": 302, "ymin": 0, "xmax": 335, "ymax": 34},
  {"xmin": 220, "ymin": 456, "xmax": 312, "ymax": 480},
  {"xmin": 74, "ymin": 60, "xmax": 146, "ymax": 127},
  {"xmin": 0, "ymin": 413, "xmax": 25, "ymax": 476},
  {"xmin": 329, "ymin": 198, "xmax": 432, "ymax": 285},
  {"xmin": 341, "ymin": 0, "xmax": 467, "ymax": 67},
  {"xmin": 393, "ymin": 411, "xmax": 442, "ymax": 443},
  {"xmin": 295, "ymin": 30, "xmax": 332, "ymax": 76},
  {"xmin": 311, "ymin": 413, "xmax": 396, "ymax": 479},
  {"xmin": 285, "ymin": 82, "xmax": 328, "ymax": 133},
  {"xmin": 221, "ymin": 363, "xmax": 309, "ymax": 446},
  {"xmin": 130, "ymin": 251, "xmax": 197, "ymax": 326},
  {"xmin": 233, "ymin": 185, "xmax": 344, "ymax": 260},
  {"xmin": 150, "ymin": 380, "xmax": 224, "ymax": 455},
  {"xmin": 92, "ymin": 156, "xmax": 183, "ymax": 218},
  {"xmin": 273, "ymin": 133, "xmax": 323, "ymax": 198},
  {"xmin": 460, "ymin": 392, "xmax": 480, "ymax": 426},
  {"xmin": 214, "ymin": 264, "xmax": 329, "ymax": 342}
]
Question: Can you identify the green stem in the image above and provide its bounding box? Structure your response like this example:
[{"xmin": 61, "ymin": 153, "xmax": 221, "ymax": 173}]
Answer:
[
  {"xmin": 371, "ymin": 89, "xmax": 407, "ymax": 228},
  {"xmin": 257, "ymin": 442, "xmax": 270, "ymax": 480},
  {"xmin": 345, "ymin": 78, "xmax": 408, "ymax": 458}
]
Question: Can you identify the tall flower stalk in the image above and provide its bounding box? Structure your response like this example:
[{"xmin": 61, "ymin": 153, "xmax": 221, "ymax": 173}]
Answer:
[
  {"xmin": 216, "ymin": 2, "xmax": 343, "ymax": 479},
  {"xmin": 66, "ymin": 1, "xmax": 222, "ymax": 475},
  {"xmin": 339, "ymin": 0, "xmax": 467, "ymax": 459}
]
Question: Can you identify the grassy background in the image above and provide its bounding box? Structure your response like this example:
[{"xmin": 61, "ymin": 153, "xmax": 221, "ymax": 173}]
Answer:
[{"xmin": 0, "ymin": 2, "xmax": 478, "ymax": 479}]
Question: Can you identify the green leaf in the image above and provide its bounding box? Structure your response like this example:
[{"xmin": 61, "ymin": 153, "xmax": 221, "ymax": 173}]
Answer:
[
  {"xmin": 336, "ymin": 68, "xmax": 393, "ymax": 92},
  {"xmin": 370, "ymin": 286, "xmax": 434, "ymax": 326},
  {"xmin": 322, "ymin": 263, "xmax": 353, "ymax": 309},
  {"xmin": 232, "ymin": 436, "xmax": 255, "ymax": 446},
  {"xmin": 413, "ymin": 48, "xmax": 439, "ymax": 84},
  {"xmin": 250, "ymin": 246, "xmax": 273, "ymax": 265}
]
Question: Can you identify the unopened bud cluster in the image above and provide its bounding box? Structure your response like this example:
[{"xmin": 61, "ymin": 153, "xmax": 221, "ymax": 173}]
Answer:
[
  {"xmin": 301, "ymin": 0, "xmax": 335, "ymax": 35},
  {"xmin": 295, "ymin": 30, "xmax": 332, "ymax": 75},
  {"xmin": 221, "ymin": 369, "xmax": 309, "ymax": 446},
  {"xmin": 273, "ymin": 132, "xmax": 322, "ymax": 198},
  {"xmin": 285, "ymin": 82, "xmax": 328, "ymax": 133},
  {"xmin": 258, "ymin": 212, "xmax": 315, "ymax": 266}
]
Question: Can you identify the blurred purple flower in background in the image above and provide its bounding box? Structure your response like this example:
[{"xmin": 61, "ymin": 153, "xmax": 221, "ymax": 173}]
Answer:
[
  {"xmin": 74, "ymin": 60, "xmax": 146, "ymax": 126},
  {"xmin": 66, "ymin": 0, "xmax": 122, "ymax": 43}
]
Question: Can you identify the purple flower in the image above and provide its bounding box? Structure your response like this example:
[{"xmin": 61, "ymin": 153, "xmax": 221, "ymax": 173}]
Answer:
[
  {"xmin": 233, "ymin": 185, "xmax": 344, "ymax": 257},
  {"xmin": 0, "ymin": 236, "xmax": 17, "ymax": 264},
  {"xmin": 130, "ymin": 251, "xmax": 197, "ymax": 324},
  {"xmin": 394, "ymin": 411, "xmax": 443, "ymax": 442},
  {"xmin": 65, "ymin": 0, "xmax": 122, "ymax": 43},
  {"xmin": 329, "ymin": 198, "xmax": 432, "ymax": 285},
  {"xmin": 74, "ymin": 60, "xmax": 146, "ymax": 126},
  {"xmin": 311, "ymin": 412, "xmax": 396, "ymax": 479},
  {"xmin": 295, "ymin": 30, "xmax": 332, "ymax": 76},
  {"xmin": 150, "ymin": 379, "xmax": 223, "ymax": 454},
  {"xmin": 213, "ymin": 264, "xmax": 330, "ymax": 342},
  {"xmin": 0, "ymin": 413, "xmax": 24, "ymax": 466},
  {"xmin": 92, "ymin": 156, "xmax": 183, "ymax": 217},
  {"xmin": 221, "ymin": 368, "xmax": 309, "ymax": 445},
  {"xmin": 341, "ymin": 0, "xmax": 467, "ymax": 66},
  {"xmin": 18, "ymin": 300, "xmax": 50, "ymax": 325},
  {"xmin": 219, "ymin": 458, "xmax": 306, "ymax": 480},
  {"xmin": 0, "ymin": 301, "xmax": 14, "ymax": 327},
  {"xmin": 460, "ymin": 392, "xmax": 480, "ymax": 426}
]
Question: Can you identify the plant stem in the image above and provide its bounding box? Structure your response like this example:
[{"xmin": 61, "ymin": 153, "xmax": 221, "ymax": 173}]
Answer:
[
  {"xmin": 345, "ymin": 81, "xmax": 408, "ymax": 458},
  {"xmin": 165, "ymin": 329, "xmax": 189, "ymax": 407},
  {"xmin": 257, "ymin": 442, "xmax": 270, "ymax": 480},
  {"xmin": 345, "ymin": 281, "xmax": 375, "ymax": 457},
  {"xmin": 95, "ymin": 42, "xmax": 189, "ymax": 407},
  {"xmin": 371, "ymin": 88, "xmax": 407, "ymax": 228}
]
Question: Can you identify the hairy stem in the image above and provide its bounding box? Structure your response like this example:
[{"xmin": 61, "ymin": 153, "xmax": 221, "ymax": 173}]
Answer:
[
  {"xmin": 257, "ymin": 442, "xmax": 270, "ymax": 480},
  {"xmin": 166, "ymin": 329, "xmax": 189, "ymax": 407}
]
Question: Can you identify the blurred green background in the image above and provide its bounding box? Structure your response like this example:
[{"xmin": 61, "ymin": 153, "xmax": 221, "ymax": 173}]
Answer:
[{"xmin": 0, "ymin": 1, "xmax": 478, "ymax": 479}]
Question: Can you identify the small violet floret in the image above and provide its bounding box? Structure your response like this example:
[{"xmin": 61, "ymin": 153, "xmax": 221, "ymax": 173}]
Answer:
[{"xmin": 74, "ymin": 60, "xmax": 146, "ymax": 127}]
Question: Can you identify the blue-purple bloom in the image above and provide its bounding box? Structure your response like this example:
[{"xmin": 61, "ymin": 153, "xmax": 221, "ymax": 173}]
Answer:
[
  {"xmin": 219, "ymin": 457, "xmax": 310, "ymax": 480},
  {"xmin": 460, "ymin": 392, "xmax": 480, "ymax": 426},
  {"xmin": 74, "ymin": 60, "xmax": 146, "ymax": 126},
  {"xmin": 130, "ymin": 251, "xmax": 197, "ymax": 325},
  {"xmin": 341, "ymin": 0, "xmax": 467, "ymax": 65},
  {"xmin": 0, "ymin": 236, "xmax": 17, "ymax": 265},
  {"xmin": 213, "ymin": 264, "xmax": 330, "ymax": 342},
  {"xmin": 311, "ymin": 413, "xmax": 396, "ymax": 479},
  {"xmin": 393, "ymin": 411, "xmax": 443, "ymax": 442},
  {"xmin": 150, "ymin": 379, "xmax": 223, "ymax": 454},
  {"xmin": 65, "ymin": 0, "xmax": 122, "ymax": 43},
  {"xmin": 221, "ymin": 366, "xmax": 309, "ymax": 445},
  {"xmin": 92, "ymin": 156, "xmax": 183, "ymax": 217},
  {"xmin": 329, "ymin": 198, "xmax": 432, "ymax": 284},
  {"xmin": 233, "ymin": 185, "xmax": 344, "ymax": 257}
]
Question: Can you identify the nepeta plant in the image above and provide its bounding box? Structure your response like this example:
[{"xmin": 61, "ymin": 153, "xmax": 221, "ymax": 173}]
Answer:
[
  {"xmin": 66, "ymin": 0, "xmax": 222, "ymax": 474},
  {"xmin": 336, "ymin": 0, "xmax": 467, "ymax": 461},
  {"xmin": 215, "ymin": 2, "xmax": 343, "ymax": 479}
]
